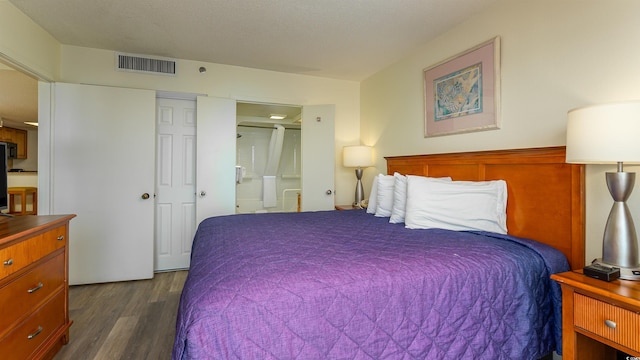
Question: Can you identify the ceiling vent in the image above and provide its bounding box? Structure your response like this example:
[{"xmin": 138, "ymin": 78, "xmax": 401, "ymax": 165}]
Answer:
[{"xmin": 115, "ymin": 52, "xmax": 177, "ymax": 75}]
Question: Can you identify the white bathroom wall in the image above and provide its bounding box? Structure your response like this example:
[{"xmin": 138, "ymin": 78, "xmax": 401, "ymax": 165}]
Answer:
[{"xmin": 236, "ymin": 126, "xmax": 301, "ymax": 213}]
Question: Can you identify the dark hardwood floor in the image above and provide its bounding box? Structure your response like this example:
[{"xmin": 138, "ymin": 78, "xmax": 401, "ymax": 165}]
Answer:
[{"xmin": 54, "ymin": 271, "xmax": 188, "ymax": 360}]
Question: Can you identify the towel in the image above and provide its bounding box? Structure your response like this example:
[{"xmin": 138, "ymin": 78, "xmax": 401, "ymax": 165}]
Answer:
[
  {"xmin": 264, "ymin": 125, "xmax": 284, "ymax": 176},
  {"xmin": 235, "ymin": 165, "xmax": 246, "ymax": 184},
  {"xmin": 263, "ymin": 175, "xmax": 277, "ymax": 208}
]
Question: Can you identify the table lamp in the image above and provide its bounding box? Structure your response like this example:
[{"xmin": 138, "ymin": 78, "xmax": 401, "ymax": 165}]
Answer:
[
  {"xmin": 343, "ymin": 145, "xmax": 374, "ymax": 208},
  {"xmin": 566, "ymin": 101, "xmax": 640, "ymax": 280}
]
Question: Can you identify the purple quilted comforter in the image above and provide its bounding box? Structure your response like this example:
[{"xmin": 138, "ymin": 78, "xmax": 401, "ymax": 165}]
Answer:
[{"xmin": 173, "ymin": 210, "xmax": 568, "ymax": 359}]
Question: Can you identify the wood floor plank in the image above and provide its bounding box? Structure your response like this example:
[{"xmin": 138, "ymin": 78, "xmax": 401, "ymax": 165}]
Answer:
[
  {"xmin": 54, "ymin": 271, "xmax": 187, "ymax": 360},
  {"xmin": 94, "ymin": 316, "xmax": 139, "ymax": 360},
  {"xmin": 170, "ymin": 271, "xmax": 188, "ymax": 293}
]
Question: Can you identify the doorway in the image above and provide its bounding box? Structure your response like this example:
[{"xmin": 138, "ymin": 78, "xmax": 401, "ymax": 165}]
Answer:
[
  {"xmin": 0, "ymin": 62, "xmax": 39, "ymax": 210},
  {"xmin": 235, "ymin": 102, "xmax": 302, "ymax": 214}
]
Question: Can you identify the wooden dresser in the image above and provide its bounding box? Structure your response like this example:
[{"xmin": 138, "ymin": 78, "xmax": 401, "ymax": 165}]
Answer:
[
  {"xmin": 0, "ymin": 215, "xmax": 75, "ymax": 360},
  {"xmin": 551, "ymin": 270, "xmax": 640, "ymax": 359}
]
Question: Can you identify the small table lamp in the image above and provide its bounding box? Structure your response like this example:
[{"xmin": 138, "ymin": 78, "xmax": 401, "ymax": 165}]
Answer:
[
  {"xmin": 566, "ymin": 101, "xmax": 640, "ymax": 280},
  {"xmin": 343, "ymin": 145, "xmax": 374, "ymax": 208}
]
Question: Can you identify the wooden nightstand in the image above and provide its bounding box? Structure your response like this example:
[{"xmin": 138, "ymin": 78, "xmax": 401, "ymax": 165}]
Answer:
[
  {"xmin": 551, "ymin": 271, "xmax": 640, "ymax": 359},
  {"xmin": 334, "ymin": 205, "xmax": 364, "ymax": 210}
]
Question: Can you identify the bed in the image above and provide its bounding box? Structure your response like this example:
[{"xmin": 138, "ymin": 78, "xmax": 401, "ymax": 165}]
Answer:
[{"xmin": 173, "ymin": 146, "xmax": 585, "ymax": 360}]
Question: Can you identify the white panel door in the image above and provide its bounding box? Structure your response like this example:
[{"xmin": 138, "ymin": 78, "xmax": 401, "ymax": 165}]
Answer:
[
  {"xmin": 196, "ymin": 96, "xmax": 236, "ymax": 225},
  {"xmin": 52, "ymin": 83, "xmax": 156, "ymax": 285},
  {"xmin": 155, "ymin": 98, "xmax": 197, "ymax": 271},
  {"xmin": 301, "ymin": 105, "xmax": 335, "ymax": 211}
]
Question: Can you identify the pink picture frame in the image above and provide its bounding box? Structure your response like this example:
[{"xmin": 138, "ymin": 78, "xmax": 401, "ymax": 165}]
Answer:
[{"xmin": 424, "ymin": 37, "xmax": 501, "ymax": 137}]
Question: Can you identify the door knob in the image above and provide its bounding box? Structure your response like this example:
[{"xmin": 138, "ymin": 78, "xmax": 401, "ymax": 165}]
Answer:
[
  {"xmin": 141, "ymin": 193, "xmax": 150, "ymax": 200},
  {"xmin": 326, "ymin": 190, "xmax": 332, "ymax": 195},
  {"xmin": 199, "ymin": 191, "xmax": 207, "ymax": 197}
]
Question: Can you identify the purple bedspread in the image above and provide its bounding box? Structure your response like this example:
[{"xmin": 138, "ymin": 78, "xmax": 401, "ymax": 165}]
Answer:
[{"xmin": 173, "ymin": 210, "xmax": 568, "ymax": 359}]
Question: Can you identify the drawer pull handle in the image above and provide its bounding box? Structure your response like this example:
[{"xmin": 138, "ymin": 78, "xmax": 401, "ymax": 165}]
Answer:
[
  {"xmin": 27, "ymin": 282, "xmax": 44, "ymax": 293},
  {"xmin": 27, "ymin": 326, "xmax": 43, "ymax": 340},
  {"xmin": 604, "ymin": 319, "xmax": 617, "ymax": 329},
  {"xmin": 3, "ymin": 258, "xmax": 13, "ymax": 266},
  {"xmin": 57, "ymin": 235, "xmax": 64, "ymax": 241}
]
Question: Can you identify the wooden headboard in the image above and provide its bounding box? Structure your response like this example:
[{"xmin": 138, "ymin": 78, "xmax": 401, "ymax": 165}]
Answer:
[{"xmin": 385, "ymin": 146, "xmax": 585, "ymax": 270}]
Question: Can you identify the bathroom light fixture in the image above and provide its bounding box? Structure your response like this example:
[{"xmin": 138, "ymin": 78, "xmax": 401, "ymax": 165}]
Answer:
[
  {"xmin": 566, "ymin": 101, "xmax": 640, "ymax": 280},
  {"xmin": 343, "ymin": 145, "xmax": 374, "ymax": 208},
  {"xmin": 269, "ymin": 114, "xmax": 286, "ymax": 120}
]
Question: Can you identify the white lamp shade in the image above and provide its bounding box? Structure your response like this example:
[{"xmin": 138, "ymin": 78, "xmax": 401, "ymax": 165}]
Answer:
[
  {"xmin": 566, "ymin": 101, "xmax": 640, "ymax": 164},
  {"xmin": 343, "ymin": 145, "xmax": 374, "ymax": 167}
]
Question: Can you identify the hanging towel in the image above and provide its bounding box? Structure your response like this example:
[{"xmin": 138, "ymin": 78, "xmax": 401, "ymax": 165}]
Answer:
[
  {"xmin": 264, "ymin": 125, "xmax": 285, "ymax": 176},
  {"xmin": 235, "ymin": 165, "xmax": 244, "ymax": 184},
  {"xmin": 236, "ymin": 165, "xmax": 242, "ymax": 184},
  {"xmin": 263, "ymin": 175, "xmax": 277, "ymax": 208}
]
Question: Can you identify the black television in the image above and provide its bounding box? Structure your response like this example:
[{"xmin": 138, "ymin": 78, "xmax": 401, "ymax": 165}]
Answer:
[{"xmin": 0, "ymin": 142, "xmax": 7, "ymax": 212}]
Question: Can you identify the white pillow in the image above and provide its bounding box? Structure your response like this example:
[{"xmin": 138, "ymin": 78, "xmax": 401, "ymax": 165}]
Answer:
[
  {"xmin": 389, "ymin": 173, "xmax": 407, "ymax": 223},
  {"xmin": 374, "ymin": 174, "xmax": 396, "ymax": 217},
  {"xmin": 404, "ymin": 176, "xmax": 508, "ymax": 234},
  {"xmin": 366, "ymin": 174, "xmax": 381, "ymax": 214},
  {"xmin": 389, "ymin": 174, "xmax": 452, "ymax": 224}
]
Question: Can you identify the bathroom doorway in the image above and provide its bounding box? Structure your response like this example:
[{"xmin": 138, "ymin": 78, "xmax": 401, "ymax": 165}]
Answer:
[{"xmin": 236, "ymin": 102, "xmax": 302, "ymax": 213}]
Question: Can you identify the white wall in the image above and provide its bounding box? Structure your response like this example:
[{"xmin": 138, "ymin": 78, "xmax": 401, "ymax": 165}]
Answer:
[
  {"xmin": 58, "ymin": 45, "xmax": 360, "ymax": 207},
  {"xmin": 236, "ymin": 126, "xmax": 301, "ymax": 213},
  {"xmin": 361, "ymin": 0, "xmax": 640, "ymax": 264},
  {"xmin": 0, "ymin": 1, "xmax": 361, "ymax": 207},
  {"xmin": 0, "ymin": 1, "xmax": 59, "ymax": 79}
]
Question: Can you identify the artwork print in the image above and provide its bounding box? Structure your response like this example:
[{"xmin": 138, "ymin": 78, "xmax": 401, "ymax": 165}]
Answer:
[
  {"xmin": 424, "ymin": 37, "xmax": 500, "ymax": 137},
  {"xmin": 435, "ymin": 63, "xmax": 482, "ymax": 121}
]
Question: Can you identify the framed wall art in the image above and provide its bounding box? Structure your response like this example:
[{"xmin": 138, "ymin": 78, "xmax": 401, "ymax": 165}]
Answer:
[{"xmin": 424, "ymin": 36, "xmax": 501, "ymax": 137}]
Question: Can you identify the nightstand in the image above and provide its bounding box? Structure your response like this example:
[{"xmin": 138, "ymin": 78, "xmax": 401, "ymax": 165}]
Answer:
[
  {"xmin": 551, "ymin": 271, "xmax": 640, "ymax": 359},
  {"xmin": 334, "ymin": 205, "xmax": 364, "ymax": 210}
]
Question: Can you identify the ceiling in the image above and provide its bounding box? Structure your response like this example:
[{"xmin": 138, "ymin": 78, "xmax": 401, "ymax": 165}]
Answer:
[
  {"xmin": 237, "ymin": 102, "xmax": 302, "ymax": 128},
  {"xmin": 3, "ymin": 0, "xmax": 499, "ymax": 126},
  {"xmin": 9, "ymin": 0, "xmax": 498, "ymax": 81}
]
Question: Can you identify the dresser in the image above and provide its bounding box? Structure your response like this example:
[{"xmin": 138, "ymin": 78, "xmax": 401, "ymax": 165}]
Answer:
[
  {"xmin": 551, "ymin": 270, "xmax": 640, "ymax": 359},
  {"xmin": 0, "ymin": 215, "xmax": 75, "ymax": 360}
]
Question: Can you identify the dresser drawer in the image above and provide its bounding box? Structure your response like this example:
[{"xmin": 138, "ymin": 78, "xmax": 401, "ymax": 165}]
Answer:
[
  {"xmin": 0, "ymin": 225, "xmax": 67, "ymax": 278},
  {"xmin": 0, "ymin": 253, "xmax": 65, "ymax": 334},
  {"xmin": 574, "ymin": 293, "xmax": 640, "ymax": 351},
  {"xmin": 0, "ymin": 291, "xmax": 65, "ymax": 360}
]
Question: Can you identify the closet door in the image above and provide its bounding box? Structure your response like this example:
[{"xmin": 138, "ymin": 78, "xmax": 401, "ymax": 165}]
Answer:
[
  {"xmin": 301, "ymin": 104, "xmax": 335, "ymax": 211},
  {"xmin": 195, "ymin": 96, "xmax": 236, "ymax": 225},
  {"xmin": 52, "ymin": 83, "xmax": 156, "ymax": 285}
]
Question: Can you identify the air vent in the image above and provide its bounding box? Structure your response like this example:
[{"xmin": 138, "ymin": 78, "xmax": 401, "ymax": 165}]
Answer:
[{"xmin": 115, "ymin": 52, "xmax": 177, "ymax": 75}]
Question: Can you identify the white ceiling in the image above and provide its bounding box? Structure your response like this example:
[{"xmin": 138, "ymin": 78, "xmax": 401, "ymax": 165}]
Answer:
[
  {"xmin": 9, "ymin": 0, "xmax": 498, "ymax": 81},
  {"xmin": 3, "ymin": 0, "xmax": 499, "ymax": 126}
]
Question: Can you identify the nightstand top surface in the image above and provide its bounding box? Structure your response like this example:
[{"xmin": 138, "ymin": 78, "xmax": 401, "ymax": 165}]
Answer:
[{"xmin": 552, "ymin": 270, "xmax": 640, "ymax": 311}]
